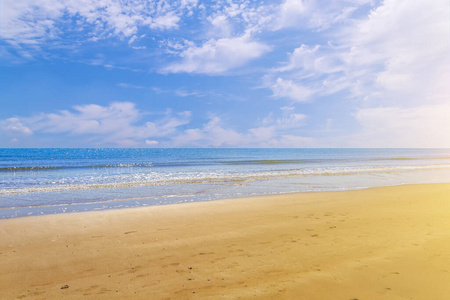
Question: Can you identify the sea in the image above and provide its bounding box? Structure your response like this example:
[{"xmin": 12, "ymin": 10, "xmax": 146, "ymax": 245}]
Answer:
[{"xmin": 1, "ymin": 148, "xmax": 450, "ymax": 219}]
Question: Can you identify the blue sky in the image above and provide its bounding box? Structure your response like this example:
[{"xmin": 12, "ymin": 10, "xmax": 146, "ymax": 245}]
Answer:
[{"xmin": 1, "ymin": 0, "xmax": 449, "ymax": 148}]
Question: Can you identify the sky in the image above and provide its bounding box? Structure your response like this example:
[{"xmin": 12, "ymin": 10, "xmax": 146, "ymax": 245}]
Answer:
[{"xmin": 0, "ymin": 0, "xmax": 449, "ymax": 148}]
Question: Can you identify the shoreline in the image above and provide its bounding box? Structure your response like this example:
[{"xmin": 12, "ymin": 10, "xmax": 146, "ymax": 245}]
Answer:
[
  {"xmin": 3, "ymin": 167, "xmax": 450, "ymax": 219},
  {"xmin": 1, "ymin": 183, "xmax": 450, "ymax": 299}
]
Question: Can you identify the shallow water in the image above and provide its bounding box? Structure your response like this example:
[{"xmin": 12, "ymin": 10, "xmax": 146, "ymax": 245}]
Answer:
[{"xmin": 1, "ymin": 148, "xmax": 450, "ymax": 218}]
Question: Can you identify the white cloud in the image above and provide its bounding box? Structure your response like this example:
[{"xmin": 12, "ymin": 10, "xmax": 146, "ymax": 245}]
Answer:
[
  {"xmin": 0, "ymin": 0, "xmax": 63, "ymax": 60},
  {"xmin": 170, "ymin": 117, "xmax": 245, "ymax": 147},
  {"xmin": 162, "ymin": 36, "xmax": 271, "ymax": 74},
  {"xmin": 149, "ymin": 12, "xmax": 181, "ymax": 30},
  {"xmin": 174, "ymin": 89, "xmax": 204, "ymax": 97},
  {"xmin": 268, "ymin": 0, "xmax": 450, "ymax": 148},
  {"xmin": 277, "ymin": 44, "xmax": 320, "ymax": 72},
  {"xmin": 268, "ymin": 43, "xmax": 349, "ymax": 102},
  {"xmin": 276, "ymin": 113, "xmax": 307, "ymax": 129},
  {"xmin": 279, "ymin": 44, "xmax": 345, "ymax": 75},
  {"xmin": 158, "ymin": 0, "xmax": 276, "ymax": 74},
  {"xmin": 3, "ymin": 102, "xmax": 191, "ymax": 147},
  {"xmin": 271, "ymin": 0, "xmax": 449, "ymax": 104},
  {"xmin": 170, "ymin": 110, "xmax": 311, "ymax": 147},
  {"xmin": 341, "ymin": 0, "xmax": 450, "ymax": 104},
  {"xmin": 273, "ymin": 0, "xmax": 361, "ymax": 31},
  {"xmin": 1, "ymin": 118, "xmax": 33, "ymax": 136},
  {"xmin": 3, "ymin": 0, "xmax": 448, "ymax": 148},
  {"xmin": 207, "ymin": 14, "xmax": 233, "ymax": 38},
  {"xmin": 274, "ymin": 0, "xmax": 309, "ymax": 29},
  {"xmin": 1, "ymin": 0, "xmax": 193, "ymax": 56},
  {"xmin": 1, "ymin": 103, "xmax": 314, "ymax": 148},
  {"xmin": 145, "ymin": 140, "xmax": 159, "ymax": 146},
  {"xmin": 203, "ymin": 0, "xmax": 274, "ymax": 38},
  {"xmin": 271, "ymin": 78, "xmax": 314, "ymax": 102}
]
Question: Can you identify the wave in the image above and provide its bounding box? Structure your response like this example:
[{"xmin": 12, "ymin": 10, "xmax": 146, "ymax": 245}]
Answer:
[
  {"xmin": 0, "ymin": 159, "xmax": 319, "ymax": 171},
  {"xmin": 3, "ymin": 155, "xmax": 450, "ymax": 172},
  {"xmin": 0, "ymin": 163, "xmax": 155, "ymax": 172},
  {"xmin": 2, "ymin": 164, "xmax": 449, "ymax": 196},
  {"xmin": 0, "ymin": 166, "xmax": 60, "ymax": 171},
  {"xmin": 223, "ymin": 159, "xmax": 317, "ymax": 165}
]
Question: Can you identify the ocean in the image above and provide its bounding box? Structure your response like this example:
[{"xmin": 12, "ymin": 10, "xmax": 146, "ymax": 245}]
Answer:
[{"xmin": 1, "ymin": 148, "xmax": 450, "ymax": 218}]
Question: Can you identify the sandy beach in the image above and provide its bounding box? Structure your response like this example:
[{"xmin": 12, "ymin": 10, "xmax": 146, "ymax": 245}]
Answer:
[{"xmin": 1, "ymin": 183, "xmax": 450, "ymax": 299}]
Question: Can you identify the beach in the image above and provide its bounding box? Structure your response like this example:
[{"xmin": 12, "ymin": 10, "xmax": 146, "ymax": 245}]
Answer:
[{"xmin": 1, "ymin": 183, "xmax": 450, "ymax": 299}]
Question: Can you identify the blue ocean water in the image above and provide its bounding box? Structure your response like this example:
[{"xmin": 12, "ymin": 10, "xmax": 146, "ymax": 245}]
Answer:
[{"xmin": 1, "ymin": 148, "xmax": 450, "ymax": 218}]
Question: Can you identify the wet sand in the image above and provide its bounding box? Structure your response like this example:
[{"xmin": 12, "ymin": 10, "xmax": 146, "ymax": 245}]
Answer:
[{"xmin": 1, "ymin": 183, "xmax": 450, "ymax": 299}]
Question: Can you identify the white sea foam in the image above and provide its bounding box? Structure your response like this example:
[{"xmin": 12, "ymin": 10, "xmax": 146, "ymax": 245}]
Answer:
[
  {"xmin": 1, "ymin": 163, "xmax": 449, "ymax": 195},
  {"xmin": 1, "ymin": 148, "xmax": 450, "ymax": 218}
]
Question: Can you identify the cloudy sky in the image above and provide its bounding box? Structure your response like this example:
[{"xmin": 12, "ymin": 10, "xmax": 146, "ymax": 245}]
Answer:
[{"xmin": 1, "ymin": 0, "xmax": 449, "ymax": 148}]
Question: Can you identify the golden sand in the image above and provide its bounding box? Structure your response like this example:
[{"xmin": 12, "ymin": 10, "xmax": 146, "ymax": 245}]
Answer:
[{"xmin": 1, "ymin": 183, "xmax": 450, "ymax": 299}]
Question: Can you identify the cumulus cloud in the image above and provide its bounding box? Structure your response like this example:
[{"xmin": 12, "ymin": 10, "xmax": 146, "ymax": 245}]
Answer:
[
  {"xmin": 278, "ymin": 44, "xmax": 344, "ymax": 74},
  {"xmin": 149, "ymin": 12, "xmax": 181, "ymax": 30},
  {"xmin": 170, "ymin": 110, "xmax": 311, "ymax": 148},
  {"xmin": 339, "ymin": 0, "xmax": 450, "ymax": 147},
  {"xmin": 271, "ymin": 78, "xmax": 314, "ymax": 102},
  {"xmin": 1, "ymin": 103, "xmax": 314, "ymax": 148},
  {"xmin": 274, "ymin": 0, "xmax": 309, "ymax": 29},
  {"xmin": 3, "ymin": 0, "xmax": 448, "ymax": 148},
  {"xmin": 342, "ymin": 0, "xmax": 450, "ymax": 104},
  {"xmin": 171, "ymin": 116, "xmax": 246, "ymax": 147},
  {"xmin": 267, "ymin": 0, "xmax": 450, "ymax": 148},
  {"xmin": 276, "ymin": 44, "xmax": 320, "ymax": 73},
  {"xmin": 273, "ymin": 0, "xmax": 361, "ymax": 31},
  {"xmin": 268, "ymin": 42, "xmax": 349, "ymax": 101},
  {"xmin": 162, "ymin": 36, "xmax": 271, "ymax": 74},
  {"xmin": 1, "ymin": 118, "xmax": 33, "ymax": 136},
  {"xmin": 207, "ymin": 14, "xmax": 233, "ymax": 38},
  {"xmin": 2, "ymin": 102, "xmax": 191, "ymax": 147},
  {"xmin": 271, "ymin": 0, "xmax": 449, "ymax": 103},
  {"xmin": 159, "ymin": 0, "xmax": 275, "ymax": 74}
]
